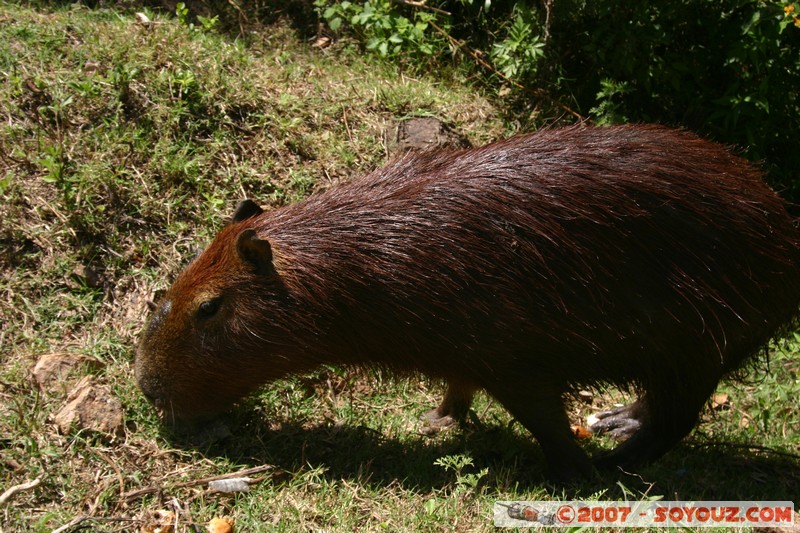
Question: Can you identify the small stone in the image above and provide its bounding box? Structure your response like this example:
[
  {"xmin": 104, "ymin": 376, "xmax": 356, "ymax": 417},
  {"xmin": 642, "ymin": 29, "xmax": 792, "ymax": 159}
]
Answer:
[
  {"xmin": 71, "ymin": 263, "xmax": 105, "ymax": 289},
  {"xmin": 385, "ymin": 117, "xmax": 469, "ymax": 157},
  {"xmin": 54, "ymin": 376, "xmax": 125, "ymax": 439},
  {"xmin": 32, "ymin": 352, "xmax": 99, "ymax": 390},
  {"xmin": 712, "ymin": 393, "xmax": 730, "ymax": 410}
]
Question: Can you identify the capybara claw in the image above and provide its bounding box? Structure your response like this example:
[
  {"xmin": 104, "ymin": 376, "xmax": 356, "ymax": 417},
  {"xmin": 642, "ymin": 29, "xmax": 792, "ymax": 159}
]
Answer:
[{"xmin": 589, "ymin": 406, "xmax": 643, "ymax": 441}]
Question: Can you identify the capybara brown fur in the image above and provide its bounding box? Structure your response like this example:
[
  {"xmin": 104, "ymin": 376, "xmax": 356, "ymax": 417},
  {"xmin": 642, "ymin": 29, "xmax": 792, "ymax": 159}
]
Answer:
[{"xmin": 136, "ymin": 124, "xmax": 800, "ymax": 481}]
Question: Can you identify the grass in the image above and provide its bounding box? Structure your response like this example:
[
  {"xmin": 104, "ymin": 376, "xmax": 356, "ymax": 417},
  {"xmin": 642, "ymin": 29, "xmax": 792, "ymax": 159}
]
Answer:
[{"xmin": 1, "ymin": 2, "xmax": 798, "ymax": 532}]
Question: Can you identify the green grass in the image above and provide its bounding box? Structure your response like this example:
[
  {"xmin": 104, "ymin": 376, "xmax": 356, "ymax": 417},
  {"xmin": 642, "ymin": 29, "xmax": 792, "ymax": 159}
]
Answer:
[{"xmin": 1, "ymin": 2, "xmax": 798, "ymax": 532}]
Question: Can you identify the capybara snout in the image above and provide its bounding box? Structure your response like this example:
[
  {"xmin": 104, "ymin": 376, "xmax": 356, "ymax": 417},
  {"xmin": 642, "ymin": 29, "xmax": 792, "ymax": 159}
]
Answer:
[{"xmin": 136, "ymin": 124, "xmax": 800, "ymax": 480}]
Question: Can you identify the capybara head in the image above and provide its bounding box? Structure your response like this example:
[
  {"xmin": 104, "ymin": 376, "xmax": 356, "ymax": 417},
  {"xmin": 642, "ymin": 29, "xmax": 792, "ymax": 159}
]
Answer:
[{"xmin": 135, "ymin": 200, "xmax": 303, "ymax": 422}]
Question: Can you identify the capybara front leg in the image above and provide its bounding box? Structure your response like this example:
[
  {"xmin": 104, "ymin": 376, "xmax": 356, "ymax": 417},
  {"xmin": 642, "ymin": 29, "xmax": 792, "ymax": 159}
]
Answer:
[{"xmin": 422, "ymin": 381, "xmax": 475, "ymax": 428}]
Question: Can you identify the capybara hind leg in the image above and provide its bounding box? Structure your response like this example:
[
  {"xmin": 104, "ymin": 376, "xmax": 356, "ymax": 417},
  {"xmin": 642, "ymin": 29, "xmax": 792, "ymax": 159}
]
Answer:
[
  {"xmin": 422, "ymin": 381, "xmax": 475, "ymax": 428},
  {"xmin": 594, "ymin": 389, "xmax": 707, "ymax": 471},
  {"xmin": 589, "ymin": 399, "xmax": 647, "ymax": 441},
  {"xmin": 494, "ymin": 387, "xmax": 592, "ymax": 482}
]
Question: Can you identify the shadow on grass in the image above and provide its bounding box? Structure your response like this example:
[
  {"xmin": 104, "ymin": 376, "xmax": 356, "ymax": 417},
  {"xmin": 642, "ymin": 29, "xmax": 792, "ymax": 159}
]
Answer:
[
  {"xmin": 159, "ymin": 406, "xmax": 800, "ymax": 504},
  {"xmin": 162, "ymin": 408, "xmax": 547, "ymax": 491}
]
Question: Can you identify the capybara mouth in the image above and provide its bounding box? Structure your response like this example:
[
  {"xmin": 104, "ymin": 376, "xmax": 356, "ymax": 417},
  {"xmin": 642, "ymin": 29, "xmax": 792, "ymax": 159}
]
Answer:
[
  {"xmin": 146, "ymin": 395, "xmax": 227, "ymax": 428},
  {"xmin": 157, "ymin": 410, "xmax": 233, "ymax": 446}
]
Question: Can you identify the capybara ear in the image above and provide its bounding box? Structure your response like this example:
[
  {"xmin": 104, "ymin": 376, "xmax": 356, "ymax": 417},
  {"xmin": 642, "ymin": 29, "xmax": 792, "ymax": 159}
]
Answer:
[
  {"xmin": 237, "ymin": 229, "xmax": 273, "ymax": 275},
  {"xmin": 231, "ymin": 199, "xmax": 264, "ymax": 223}
]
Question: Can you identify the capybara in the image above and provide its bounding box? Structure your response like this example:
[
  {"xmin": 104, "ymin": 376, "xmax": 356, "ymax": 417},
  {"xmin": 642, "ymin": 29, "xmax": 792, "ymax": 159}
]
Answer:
[{"xmin": 136, "ymin": 124, "xmax": 800, "ymax": 480}]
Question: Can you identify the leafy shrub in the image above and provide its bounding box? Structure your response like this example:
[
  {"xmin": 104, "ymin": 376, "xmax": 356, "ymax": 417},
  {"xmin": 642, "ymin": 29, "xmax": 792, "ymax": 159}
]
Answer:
[
  {"xmin": 489, "ymin": 6, "xmax": 544, "ymax": 81},
  {"xmin": 553, "ymin": 0, "xmax": 800, "ymax": 197},
  {"xmin": 314, "ymin": 0, "xmax": 447, "ymax": 59},
  {"xmin": 315, "ymin": 0, "xmax": 800, "ymax": 200}
]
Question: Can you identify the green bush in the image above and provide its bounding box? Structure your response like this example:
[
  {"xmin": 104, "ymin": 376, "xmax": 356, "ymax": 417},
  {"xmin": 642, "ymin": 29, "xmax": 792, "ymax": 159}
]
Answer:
[
  {"xmin": 316, "ymin": 0, "xmax": 800, "ymax": 200},
  {"xmin": 314, "ymin": 0, "xmax": 448, "ymax": 60},
  {"xmin": 552, "ymin": 0, "xmax": 800, "ymax": 197}
]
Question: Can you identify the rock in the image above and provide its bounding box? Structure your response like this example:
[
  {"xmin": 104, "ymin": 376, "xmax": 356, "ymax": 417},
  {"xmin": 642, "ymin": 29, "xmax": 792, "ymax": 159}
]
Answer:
[
  {"xmin": 32, "ymin": 352, "xmax": 100, "ymax": 391},
  {"xmin": 385, "ymin": 117, "xmax": 469, "ymax": 156},
  {"xmin": 54, "ymin": 376, "xmax": 125, "ymax": 439},
  {"xmin": 577, "ymin": 390, "xmax": 594, "ymax": 404}
]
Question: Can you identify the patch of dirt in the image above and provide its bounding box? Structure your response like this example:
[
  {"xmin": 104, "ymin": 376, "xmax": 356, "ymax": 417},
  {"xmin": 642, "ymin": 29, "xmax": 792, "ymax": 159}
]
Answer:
[{"xmin": 385, "ymin": 117, "xmax": 470, "ymax": 157}]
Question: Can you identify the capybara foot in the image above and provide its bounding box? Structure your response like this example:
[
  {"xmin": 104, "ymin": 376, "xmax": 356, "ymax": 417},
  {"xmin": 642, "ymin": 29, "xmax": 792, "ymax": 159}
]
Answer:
[
  {"xmin": 420, "ymin": 382, "xmax": 475, "ymax": 433},
  {"xmin": 421, "ymin": 407, "xmax": 459, "ymax": 429},
  {"xmin": 589, "ymin": 403, "xmax": 643, "ymax": 441}
]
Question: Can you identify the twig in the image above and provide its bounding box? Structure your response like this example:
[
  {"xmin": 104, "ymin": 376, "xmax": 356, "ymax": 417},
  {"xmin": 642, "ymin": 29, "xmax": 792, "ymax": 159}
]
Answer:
[
  {"xmin": 51, "ymin": 516, "xmax": 137, "ymax": 533},
  {"xmin": 428, "ymin": 20, "xmax": 585, "ymax": 121},
  {"xmin": 122, "ymin": 464, "xmax": 274, "ymax": 503},
  {"xmin": 95, "ymin": 449, "xmax": 126, "ymax": 503},
  {"xmin": 393, "ymin": 0, "xmax": 451, "ymax": 16},
  {"xmin": 51, "ymin": 515, "xmax": 87, "ymax": 533},
  {"xmin": 227, "ymin": 0, "xmax": 248, "ymax": 22},
  {"xmin": 0, "ymin": 476, "xmax": 42, "ymax": 507},
  {"xmin": 182, "ymin": 465, "xmax": 274, "ymax": 487},
  {"xmin": 541, "ymin": 0, "xmax": 553, "ymax": 46},
  {"xmin": 342, "ymin": 107, "xmax": 353, "ymax": 145},
  {"xmin": 479, "ymin": 399, "xmax": 494, "ymax": 419}
]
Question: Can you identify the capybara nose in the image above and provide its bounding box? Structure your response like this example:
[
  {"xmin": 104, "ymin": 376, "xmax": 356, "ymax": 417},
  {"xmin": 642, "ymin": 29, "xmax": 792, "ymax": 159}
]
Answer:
[{"xmin": 136, "ymin": 374, "xmax": 165, "ymax": 409}]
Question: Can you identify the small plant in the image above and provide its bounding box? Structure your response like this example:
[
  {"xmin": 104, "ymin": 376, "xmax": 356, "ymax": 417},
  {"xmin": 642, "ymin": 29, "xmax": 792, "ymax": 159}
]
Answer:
[
  {"xmin": 489, "ymin": 8, "xmax": 545, "ymax": 81},
  {"xmin": 315, "ymin": 0, "xmax": 446, "ymax": 59},
  {"xmin": 175, "ymin": 1, "xmax": 189, "ymax": 25},
  {"xmin": 779, "ymin": 2, "xmax": 800, "ymax": 31},
  {"xmin": 590, "ymin": 79, "xmax": 632, "ymax": 125},
  {"xmin": 38, "ymin": 144, "xmax": 67, "ymax": 186},
  {"xmin": 176, "ymin": 2, "xmax": 219, "ymax": 33},
  {"xmin": 434, "ymin": 453, "xmax": 488, "ymax": 496},
  {"xmin": 0, "ymin": 171, "xmax": 13, "ymax": 195}
]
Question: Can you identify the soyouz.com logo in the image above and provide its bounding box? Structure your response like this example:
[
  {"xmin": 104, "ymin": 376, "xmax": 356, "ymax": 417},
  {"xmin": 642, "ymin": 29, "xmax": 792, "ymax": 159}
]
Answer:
[{"xmin": 493, "ymin": 501, "xmax": 795, "ymax": 528}]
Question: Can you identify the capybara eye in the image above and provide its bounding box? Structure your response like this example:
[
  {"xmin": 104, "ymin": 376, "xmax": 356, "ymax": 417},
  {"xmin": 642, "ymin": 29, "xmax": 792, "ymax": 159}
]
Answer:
[{"xmin": 197, "ymin": 298, "xmax": 220, "ymax": 320}]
